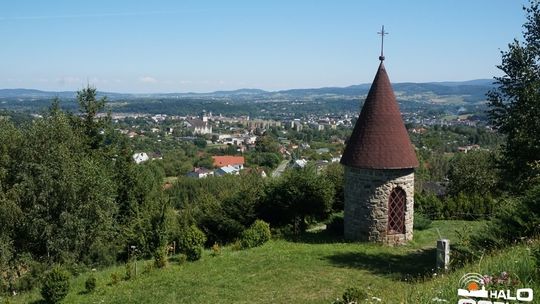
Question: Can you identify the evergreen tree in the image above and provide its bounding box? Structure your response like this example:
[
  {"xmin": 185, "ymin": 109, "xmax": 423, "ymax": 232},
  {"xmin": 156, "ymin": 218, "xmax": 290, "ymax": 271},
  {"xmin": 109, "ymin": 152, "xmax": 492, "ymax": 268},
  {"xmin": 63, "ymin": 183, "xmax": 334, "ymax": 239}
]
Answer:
[
  {"xmin": 487, "ymin": 0, "xmax": 540, "ymax": 190},
  {"xmin": 76, "ymin": 85, "xmax": 107, "ymax": 150}
]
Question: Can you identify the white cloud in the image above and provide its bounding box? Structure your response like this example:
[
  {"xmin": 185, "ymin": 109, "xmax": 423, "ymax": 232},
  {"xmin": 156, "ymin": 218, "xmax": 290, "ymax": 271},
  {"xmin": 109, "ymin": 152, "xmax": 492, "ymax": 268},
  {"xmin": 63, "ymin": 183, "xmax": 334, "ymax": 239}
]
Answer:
[{"xmin": 139, "ymin": 76, "xmax": 158, "ymax": 83}]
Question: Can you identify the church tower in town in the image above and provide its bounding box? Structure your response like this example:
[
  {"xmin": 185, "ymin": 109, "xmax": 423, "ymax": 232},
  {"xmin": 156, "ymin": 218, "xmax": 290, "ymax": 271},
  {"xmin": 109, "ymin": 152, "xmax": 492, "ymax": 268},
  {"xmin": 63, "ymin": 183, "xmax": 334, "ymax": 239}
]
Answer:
[{"xmin": 340, "ymin": 27, "xmax": 418, "ymax": 245}]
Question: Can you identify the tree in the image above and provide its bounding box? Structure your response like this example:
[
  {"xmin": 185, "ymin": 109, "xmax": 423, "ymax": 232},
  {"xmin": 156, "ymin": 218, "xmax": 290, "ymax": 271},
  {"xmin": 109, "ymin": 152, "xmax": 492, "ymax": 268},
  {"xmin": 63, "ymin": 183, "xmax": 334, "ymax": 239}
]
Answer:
[
  {"xmin": 76, "ymin": 86, "xmax": 107, "ymax": 150},
  {"xmin": 193, "ymin": 137, "xmax": 207, "ymax": 148},
  {"xmin": 260, "ymin": 166, "xmax": 334, "ymax": 233},
  {"xmin": 324, "ymin": 163, "xmax": 344, "ymax": 212},
  {"xmin": 255, "ymin": 134, "xmax": 280, "ymax": 154},
  {"xmin": 246, "ymin": 152, "xmax": 281, "ymax": 169},
  {"xmin": 14, "ymin": 110, "xmax": 117, "ymax": 262},
  {"xmin": 447, "ymin": 150, "xmax": 499, "ymax": 196},
  {"xmin": 487, "ymin": 1, "xmax": 540, "ymax": 190}
]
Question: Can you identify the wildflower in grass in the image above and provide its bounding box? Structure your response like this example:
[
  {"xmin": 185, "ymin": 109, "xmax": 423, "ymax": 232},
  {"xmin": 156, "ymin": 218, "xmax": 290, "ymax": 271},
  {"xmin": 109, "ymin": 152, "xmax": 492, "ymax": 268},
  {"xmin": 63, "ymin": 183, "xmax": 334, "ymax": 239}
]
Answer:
[
  {"xmin": 481, "ymin": 275, "xmax": 492, "ymax": 285},
  {"xmin": 481, "ymin": 271, "xmax": 520, "ymax": 289},
  {"xmin": 431, "ymin": 297, "xmax": 448, "ymax": 302}
]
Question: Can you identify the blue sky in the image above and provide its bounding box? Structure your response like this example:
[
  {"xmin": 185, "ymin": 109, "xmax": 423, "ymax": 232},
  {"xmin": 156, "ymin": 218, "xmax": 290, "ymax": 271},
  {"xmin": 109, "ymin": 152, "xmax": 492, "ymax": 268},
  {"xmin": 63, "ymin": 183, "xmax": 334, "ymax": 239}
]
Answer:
[{"xmin": 0, "ymin": 0, "xmax": 529, "ymax": 93}]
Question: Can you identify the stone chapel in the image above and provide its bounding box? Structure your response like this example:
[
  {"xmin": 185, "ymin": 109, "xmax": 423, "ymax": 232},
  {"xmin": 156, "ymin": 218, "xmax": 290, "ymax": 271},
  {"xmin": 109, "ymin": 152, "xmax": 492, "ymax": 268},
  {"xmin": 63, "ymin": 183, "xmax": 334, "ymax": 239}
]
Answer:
[{"xmin": 340, "ymin": 52, "xmax": 419, "ymax": 245}]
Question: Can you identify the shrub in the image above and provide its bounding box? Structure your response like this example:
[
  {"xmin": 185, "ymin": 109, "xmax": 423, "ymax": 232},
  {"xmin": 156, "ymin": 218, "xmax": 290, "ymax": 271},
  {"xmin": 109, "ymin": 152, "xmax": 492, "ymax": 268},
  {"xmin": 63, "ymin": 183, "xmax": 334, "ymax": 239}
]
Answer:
[
  {"xmin": 471, "ymin": 184, "xmax": 540, "ymax": 251},
  {"xmin": 143, "ymin": 263, "xmax": 154, "ymax": 274},
  {"xmin": 186, "ymin": 247, "xmax": 202, "ymax": 262},
  {"xmin": 84, "ymin": 275, "xmax": 96, "ymax": 293},
  {"xmin": 84, "ymin": 241, "xmax": 118, "ymax": 267},
  {"xmin": 342, "ymin": 287, "xmax": 367, "ymax": 303},
  {"xmin": 125, "ymin": 261, "xmax": 133, "ymax": 280},
  {"xmin": 415, "ymin": 191, "xmax": 498, "ymax": 221},
  {"xmin": 326, "ymin": 213, "xmax": 344, "ymax": 235},
  {"xmin": 332, "ymin": 287, "xmax": 367, "ymax": 304},
  {"xmin": 154, "ymin": 246, "xmax": 168, "ymax": 268},
  {"xmin": 240, "ymin": 220, "xmax": 271, "ymax": 249},
  {"xmin": 177, "ymin": 254, "xmax": 187, "ymax": 265},
  {"xmin": 13, "ymin": 256, "xmax": 47, "ymax": 292},
  {"xmin": 230, "ymin": 241, "xmax": 242, "ymax": 251},
  {"xmin": 110, "ymin": 272, "xmax": 120, "ymax": 285},
  {"xmin": 413, "ymin": 212, "xmax": 432, "ymax": 230},
  {"xmin": 211, "ymin": 243, "xmax": 221, "ymax": 257},
  {"xmin": 40, "ymin": 267, "xmax": 70, "ymax": 304},
  {"xmin": 179, "ymin": 225, "xmax": 206, "ymax": 261},
  {"xmin": 450, "ymin": 244, "xmax": 477, "ymax": 269}
]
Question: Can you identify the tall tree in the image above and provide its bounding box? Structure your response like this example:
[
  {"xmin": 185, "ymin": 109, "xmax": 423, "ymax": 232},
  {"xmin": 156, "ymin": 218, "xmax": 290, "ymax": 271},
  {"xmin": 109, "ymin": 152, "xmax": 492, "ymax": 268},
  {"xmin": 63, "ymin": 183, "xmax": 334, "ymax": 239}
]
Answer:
[
  {"xmin": 76, "ymin": 86, "xmax": 107, "ymax": 150},
  {"xmin": 487, "ymin": 0, "xmax": 540, "ymax": 190}
]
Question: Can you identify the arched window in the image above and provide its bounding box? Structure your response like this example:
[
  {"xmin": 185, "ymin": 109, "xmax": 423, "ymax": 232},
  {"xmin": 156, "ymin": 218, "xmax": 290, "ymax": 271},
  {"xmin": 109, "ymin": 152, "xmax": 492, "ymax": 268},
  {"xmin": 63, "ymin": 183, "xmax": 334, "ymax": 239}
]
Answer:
[{"xmin": 388, "ymin": 187, "xmax": 406, "ymax": 234}]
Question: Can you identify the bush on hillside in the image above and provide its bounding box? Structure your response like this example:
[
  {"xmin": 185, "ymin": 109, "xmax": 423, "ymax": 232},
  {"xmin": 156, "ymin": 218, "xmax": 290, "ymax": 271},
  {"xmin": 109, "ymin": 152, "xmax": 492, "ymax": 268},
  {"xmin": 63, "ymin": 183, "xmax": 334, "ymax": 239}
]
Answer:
[
  {"xmin": 9, "ymin": 255, "xmax": 47, "ymax": 293},
  {"xmin": 332, "ymin": 287, "xmax": 367, "ymax": 304},
  {"xmin": 84, "ymin": 274, "xmax": 96, "ymax": 293},
  {"xmin": 179, "ymin": 225, "xmax": 207, "ymax": 261},
  {"xmin": 41, "ymin": 267, "xmax": 70, "ymax": 304},
  {"xmin": 240, "ymin": 220, "xmax": 271, "ymax": 249},
  {"xmin": 413, "ymin": 212, "xmax": 432, "ymax": 230},
  {"xmin": 415, "ymin": 191, "xmax": 497, "ymax": 220},
  {"xmin": 472, "ymin": 183, "xmax": 540, "ymax": 251},
  {"xmin": 175, "ymin": 174, "xmax": 264, "ymax": 245},
  {"xmin": 110, "ymin": 272, "xmax": 120, "ymax": 285},
  {"xmin": 153, "ymin": 245, "xmax": 168, "ymax": 268}
]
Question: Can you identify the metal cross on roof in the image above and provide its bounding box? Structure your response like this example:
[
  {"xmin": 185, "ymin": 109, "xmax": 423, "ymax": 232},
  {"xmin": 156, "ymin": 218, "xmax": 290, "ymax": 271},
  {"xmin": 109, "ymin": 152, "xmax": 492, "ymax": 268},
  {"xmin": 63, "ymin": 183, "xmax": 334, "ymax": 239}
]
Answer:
[{"xmin": 378, "ymin": 25, "xmax": 388, "ymax": 61}]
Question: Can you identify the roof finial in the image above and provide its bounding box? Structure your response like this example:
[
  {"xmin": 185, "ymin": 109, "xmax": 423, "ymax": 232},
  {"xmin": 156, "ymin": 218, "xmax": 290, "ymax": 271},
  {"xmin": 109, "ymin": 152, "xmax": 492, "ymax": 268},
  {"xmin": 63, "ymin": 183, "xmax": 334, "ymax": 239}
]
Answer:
[{"xmin": 377, "ymin": 25, "xmax": 388, "ymax": 61}]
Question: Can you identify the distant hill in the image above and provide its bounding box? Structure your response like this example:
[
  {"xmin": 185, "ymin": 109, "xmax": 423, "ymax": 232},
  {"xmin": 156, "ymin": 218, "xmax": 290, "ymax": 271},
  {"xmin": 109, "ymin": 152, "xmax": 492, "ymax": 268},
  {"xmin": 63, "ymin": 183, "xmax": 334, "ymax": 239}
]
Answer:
[
  {"xmin": 427, "ymin": 79, "xmax": 495, "ymax": 87},
  {"xmin": 0, "ymin": 88, "xmax": 132, "ymax": 99},
  {"xmin": 0, "ymin": 79, "xmax": 495, "ymax": 105}
]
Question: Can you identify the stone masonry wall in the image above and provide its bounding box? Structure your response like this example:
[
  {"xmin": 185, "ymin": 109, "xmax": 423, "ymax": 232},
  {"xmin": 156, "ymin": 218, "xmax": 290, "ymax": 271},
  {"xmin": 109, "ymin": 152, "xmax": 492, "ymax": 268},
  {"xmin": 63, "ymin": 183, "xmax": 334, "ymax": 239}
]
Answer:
[{"xmin": 343, "ymin": 167, "xmax": 415, "ymax": 245}]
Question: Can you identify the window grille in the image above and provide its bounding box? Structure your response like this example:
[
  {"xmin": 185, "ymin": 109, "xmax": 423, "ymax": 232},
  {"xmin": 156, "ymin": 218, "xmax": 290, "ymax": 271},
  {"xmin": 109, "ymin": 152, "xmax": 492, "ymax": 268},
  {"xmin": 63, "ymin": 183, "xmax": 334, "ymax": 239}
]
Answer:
[{"xmin": 387, "ymin": 187, "xmax": 406, "ymax": 234}]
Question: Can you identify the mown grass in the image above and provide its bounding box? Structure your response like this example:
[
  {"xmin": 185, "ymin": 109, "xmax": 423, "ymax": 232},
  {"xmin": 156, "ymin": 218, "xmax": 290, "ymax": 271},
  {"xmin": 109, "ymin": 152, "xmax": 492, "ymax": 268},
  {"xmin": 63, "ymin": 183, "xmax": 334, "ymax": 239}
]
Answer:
[{"xmin": 4, "ymin": 220, "xmax": 538, "ymax": 304}]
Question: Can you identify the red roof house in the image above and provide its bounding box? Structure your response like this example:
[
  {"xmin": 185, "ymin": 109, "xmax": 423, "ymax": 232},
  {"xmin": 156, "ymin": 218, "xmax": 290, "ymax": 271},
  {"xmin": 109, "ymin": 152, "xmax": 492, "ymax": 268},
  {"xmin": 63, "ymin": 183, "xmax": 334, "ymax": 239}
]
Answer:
[{"xmin": 212, "ymin": 156, "xmax": 245, "ymax": 169}]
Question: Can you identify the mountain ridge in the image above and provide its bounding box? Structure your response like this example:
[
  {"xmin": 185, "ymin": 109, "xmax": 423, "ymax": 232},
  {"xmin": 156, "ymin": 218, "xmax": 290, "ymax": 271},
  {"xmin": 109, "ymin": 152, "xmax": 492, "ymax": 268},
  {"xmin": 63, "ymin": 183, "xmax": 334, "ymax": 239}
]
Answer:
[{"xmin": 0, "ymin": 79, "xmax": 495, "ymax": 100}]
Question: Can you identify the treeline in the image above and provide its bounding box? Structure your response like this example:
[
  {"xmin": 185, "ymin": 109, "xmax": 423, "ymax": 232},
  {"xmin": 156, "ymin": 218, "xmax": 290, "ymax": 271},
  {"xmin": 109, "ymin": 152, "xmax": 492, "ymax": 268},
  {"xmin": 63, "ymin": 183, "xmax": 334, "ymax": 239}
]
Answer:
[
  {"xmin": 169, "ymin": 163, "xmax": 343, "ymax": 245},
  {"xmin": 414, "ymin": 148, "xmax": 501, "ymax": 219},
  {"xmin": 0, "ymin": 89, "xmax": 174, "ymax": 293}
]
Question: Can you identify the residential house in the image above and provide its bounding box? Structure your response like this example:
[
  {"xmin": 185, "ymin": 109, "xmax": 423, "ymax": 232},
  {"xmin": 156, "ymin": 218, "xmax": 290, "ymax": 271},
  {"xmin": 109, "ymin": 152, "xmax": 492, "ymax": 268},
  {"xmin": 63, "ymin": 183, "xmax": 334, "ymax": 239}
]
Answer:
[
  {"xmin": 457, "ymin": 144, "xmax": 480, "ymax": 153},
  {"xmin": 133, "ymin": 152, "xmax": 149, "ymax": 164},
  {"xmin": 187, "ymin": 167, "xmax": 214, "ymax": 179},
  {"xmin": 212, "ymin": 156, "xmax": 245, "ymax": 170},
  {"xmin": 214, "ymin": 165, "xmax": 241, "ymax": 176},
  {"xmin": 292, "ymin": 159, "xmax": 308, "ymax": 168}
]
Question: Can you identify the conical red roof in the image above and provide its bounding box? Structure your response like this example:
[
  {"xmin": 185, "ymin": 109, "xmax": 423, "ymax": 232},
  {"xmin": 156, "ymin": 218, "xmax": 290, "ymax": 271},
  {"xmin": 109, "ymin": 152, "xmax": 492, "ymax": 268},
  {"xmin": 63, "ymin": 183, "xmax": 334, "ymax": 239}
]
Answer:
[{"xmin": 341, "ymin": 62, "xmax": 418, "ymax": 169}]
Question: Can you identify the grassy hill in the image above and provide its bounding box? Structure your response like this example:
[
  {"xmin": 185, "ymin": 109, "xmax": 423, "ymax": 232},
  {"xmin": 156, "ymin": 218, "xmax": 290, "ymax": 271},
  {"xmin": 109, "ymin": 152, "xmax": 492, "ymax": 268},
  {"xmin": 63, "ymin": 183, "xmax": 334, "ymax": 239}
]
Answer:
[{"xmin": 5, "ymin": 220, "xmax": 538, "ymax": 304}]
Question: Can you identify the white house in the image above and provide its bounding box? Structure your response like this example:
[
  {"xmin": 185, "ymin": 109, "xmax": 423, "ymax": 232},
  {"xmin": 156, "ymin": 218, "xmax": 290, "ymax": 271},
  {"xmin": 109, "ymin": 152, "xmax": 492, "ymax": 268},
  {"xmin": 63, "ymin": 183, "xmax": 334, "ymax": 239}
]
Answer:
[
  {"xmin": 133, "ymin": 152, "xmax": 149, "ymax": 164},
  {"xmin": 292, "ymin": 159, "xmax": 308, "ymax": 169},
  {"xmin": 187, "ymin": 167, "xmax": 214, "ymax": 179}
]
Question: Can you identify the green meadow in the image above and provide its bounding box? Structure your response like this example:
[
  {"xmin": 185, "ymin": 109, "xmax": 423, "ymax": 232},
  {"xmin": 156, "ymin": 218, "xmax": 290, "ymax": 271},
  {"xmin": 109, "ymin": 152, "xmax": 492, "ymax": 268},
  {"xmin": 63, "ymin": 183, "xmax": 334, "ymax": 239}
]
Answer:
[{"xmin": 6, "ymin": 220, "xmax": 538, "ymax": 304}]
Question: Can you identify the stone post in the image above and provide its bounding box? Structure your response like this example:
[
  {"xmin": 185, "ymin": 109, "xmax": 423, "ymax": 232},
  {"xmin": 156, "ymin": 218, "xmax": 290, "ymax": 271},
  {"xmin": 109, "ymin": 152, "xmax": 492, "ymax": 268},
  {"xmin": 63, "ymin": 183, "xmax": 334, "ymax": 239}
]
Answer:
[{"xmin": 436, "ymin": 239, "xmax": 450, "ymax": 271}]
